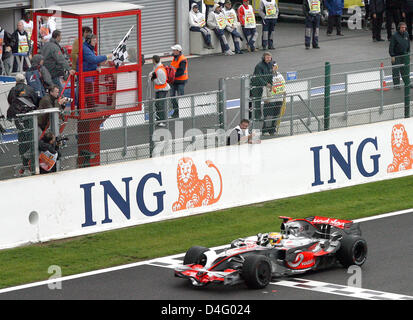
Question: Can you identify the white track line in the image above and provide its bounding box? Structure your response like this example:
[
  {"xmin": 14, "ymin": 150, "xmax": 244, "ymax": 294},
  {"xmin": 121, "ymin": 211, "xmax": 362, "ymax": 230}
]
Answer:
[{"xmin": 0, "ymin": 208, "xmax": 411, "ymax": 296}]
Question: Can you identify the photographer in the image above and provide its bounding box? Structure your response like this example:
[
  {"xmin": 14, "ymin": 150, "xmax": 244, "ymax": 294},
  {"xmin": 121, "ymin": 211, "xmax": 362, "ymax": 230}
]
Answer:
[
  {"xmin": 39, "ymin": 131, "xmax": 61, "ymax": 174},
  {"xmin": 7, "ymin": 73, "xmax": 39, "ymax": 175},
  {"xmin": 38, "ymin": 84, "xmax": 68, "ymax": 132}
]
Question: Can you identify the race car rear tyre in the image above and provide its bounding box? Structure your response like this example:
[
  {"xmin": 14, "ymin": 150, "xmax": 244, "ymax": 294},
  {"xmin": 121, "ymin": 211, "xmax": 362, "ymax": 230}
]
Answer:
[
  {"xmin": 242, "ymin": 255, "xmax": 272, "ymax": 289},
  {"xmin": 183, "ymin": 246, "xmax": 209, "ymax": 266},
  {"xmin": 337, "ymin": 235, "xmax": 368, "ymax": 268}
]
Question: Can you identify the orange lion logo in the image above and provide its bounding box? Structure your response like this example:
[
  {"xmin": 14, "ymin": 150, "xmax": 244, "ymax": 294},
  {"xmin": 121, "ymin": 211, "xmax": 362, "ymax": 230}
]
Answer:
[
  {"xmin": 387, "ymin": 124, "xmax": 413, "ymax": 173},
  {"xmin": 172, "ymin": 157, "xmax": 223, "ymax": 212}
]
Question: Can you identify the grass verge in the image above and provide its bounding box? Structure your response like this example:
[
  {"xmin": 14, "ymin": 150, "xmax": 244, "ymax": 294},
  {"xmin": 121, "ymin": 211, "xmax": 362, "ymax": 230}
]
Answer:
[{"xmin": 1, "ymin": 175, "xmax": 413, "ymax": 289}]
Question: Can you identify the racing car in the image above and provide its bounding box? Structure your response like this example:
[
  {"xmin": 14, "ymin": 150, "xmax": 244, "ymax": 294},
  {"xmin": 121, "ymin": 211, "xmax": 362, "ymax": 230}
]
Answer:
[{"xmin": 174, "ymin": 216, "xmax": 367, "ymax": 289}]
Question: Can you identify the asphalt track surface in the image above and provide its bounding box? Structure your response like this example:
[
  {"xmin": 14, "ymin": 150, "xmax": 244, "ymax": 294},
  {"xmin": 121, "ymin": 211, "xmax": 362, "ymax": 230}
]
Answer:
[{"xmin": 1, "ymin": 210, "xmax": 412, "ymax": 301}]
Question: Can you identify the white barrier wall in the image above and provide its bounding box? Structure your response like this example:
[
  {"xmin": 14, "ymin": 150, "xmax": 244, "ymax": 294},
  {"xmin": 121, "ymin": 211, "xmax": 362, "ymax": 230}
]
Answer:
[{"xmin": 1, "ymin": 118, "xmax": 413, "ymax": 250}]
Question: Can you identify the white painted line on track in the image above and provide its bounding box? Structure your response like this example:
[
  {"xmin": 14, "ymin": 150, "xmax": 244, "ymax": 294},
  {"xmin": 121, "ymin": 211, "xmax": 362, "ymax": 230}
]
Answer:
[{"xmin": 0, "ymin": 208, "xmax": 412, "ymax": 296}]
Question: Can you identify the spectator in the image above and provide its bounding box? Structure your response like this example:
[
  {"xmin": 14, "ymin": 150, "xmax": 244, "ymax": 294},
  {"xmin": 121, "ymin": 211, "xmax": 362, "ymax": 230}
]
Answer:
[
  {"xmin": 81, "ymin": 33, "xmax": 112, "ymax": 108},
  {"xmin": 41, "ymin": 30, "xmax": 75, "ymax": 93},
  {"xmin": 204, "ymin": 0, "xmax": 216, "ymax": 23},
  {"xmin": 25, "ymin": 54, "xmax": 53, "ymax": 99},
  {"xmin": 149, "ymin": 55, "xmax": 170, "ymax": 127},
  {"xmin": 71, "ymin": 26, "xmax": 92, "ymax": 72},
  {"xmin": 39, "ymin": 131, "xmax": 61, "ymax": 174},
  {"xmin": 189, "ymin": 3, "xmax": 214, "ymax": 49},
  {"xmin": 38, "ymin": 84, "xmax": 67, "ymax": 132},
  {"xmin": 259, "ymin": 0, "xmax": 279, "ymax": 50},
  {"xmin": 11, "ymin": 20, "xmax": 31, "ymax": 72},
  {"xmin": 386, "ymin": 0, "xmax": 403, "ymax": 41},
  {"xmin": 39, "ymin": 16, "xmax": 56, "ymax": 44},
  {"xmin": 223, "ymin": 0, "xmax": 244, "ymax": 54},
  {"xmin": 0, "ymin": 25, "xmax": 14, "ymax": 75},
  {"xmin": 325, "ymin": 0, "xmax": 344, "ymax": 36},
  {"xmin": 227, "ymin": 119, "xmax": 253, "ymax": 145},
  {"xmin": 250, "ymin": 52, "xmax": 273, "ymax": 128},
  {"xmin": 208, "ymin": 4, "xmax": 235, "ymax": 55},
  {"xmin": 389, "ymin": 22, "xmax": 410, "ymax": 89},
  {"xmin": 6, "ymin": 73, "xmax": 39, "ymax": 175},
  {"xmin": 303, "ymin": 0, "xmax": 321, "ymax": 49},
  {"xmin": 261, "ymin": 61, "xmax": 286, "ymax": 135},
  {"xmin": 21, "ymin": 12, "xmax": 33, "ymax": 45},
  {"xmin": 370, "ymin": 0, "xmax": 385, "ymax": 42},
  {"xmin": 238, "ymin": 0, "xmax": 258, "ymax": 52},
  {"xmin": 402, "ymin": 0, "xmax": 413, "ymax": 41},
  {"xmin": 190, "ymin": 0, "xmax": 202, "ymax": 12},
  {"xmin": 170, "ymin": 44, "xmax": 188, "ymax": 119}
]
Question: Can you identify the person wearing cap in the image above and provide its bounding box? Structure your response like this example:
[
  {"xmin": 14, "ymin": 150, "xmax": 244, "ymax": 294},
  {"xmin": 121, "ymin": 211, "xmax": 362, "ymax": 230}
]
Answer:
[
  {"xmin": 303, "ymin": 0, "xmax": 322, "ymax": 49},
  {"xmin": 223, "ymin": 0, "xmax": 244, "ymax": 54},
  {"xmin": 149, "ymin": 55, "xmax": 170, "ymax": 127},
  {"xmin": 259, "ymin": 0, "xmax": 279, "ymax": 50},
  {"xmin": 208, "ymin": 4, "xmax": 235, "ymax": 55},
  {"xmin": 238, "ymin": 0, "xmax": 258, "ymax": 52},
  {"xmin": 170, "ymin": 44, "xmax": 188, "ymax": 118},
  {"xmin": 261, "ymin": 61, "xmax": 286, "ymax": 135},
  {"xmin": 189, "ymin": 3, "xmax": 214, "ymax": 49}
]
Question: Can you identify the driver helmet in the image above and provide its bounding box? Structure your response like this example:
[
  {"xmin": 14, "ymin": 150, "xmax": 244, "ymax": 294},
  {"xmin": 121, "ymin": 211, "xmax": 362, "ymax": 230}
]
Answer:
[{"xmin": 268, "ymin": 232, "xmax": 282, "ymax": 245}]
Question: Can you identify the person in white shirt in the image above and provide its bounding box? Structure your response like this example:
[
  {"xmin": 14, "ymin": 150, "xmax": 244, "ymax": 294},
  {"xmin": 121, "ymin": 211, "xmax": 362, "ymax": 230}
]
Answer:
[
  {"xmin": 39, "ymin": 16, "xmax": 56, "ymax": 44},
  {"xmin": 208, "ymin": 4, "xmax": 234, "ymax": 55},
  {"xmin": 223, "ymin": 0, "xmax": 243, "ymax": 54},
  {"xmin": 189, "ymin": 3, "xmax": 214, "ymax": 49}
]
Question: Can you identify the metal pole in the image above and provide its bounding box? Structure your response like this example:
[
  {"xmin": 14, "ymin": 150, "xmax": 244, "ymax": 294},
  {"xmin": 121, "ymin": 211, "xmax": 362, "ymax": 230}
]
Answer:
[
  {"xmin": 32, "ymin": 115, "xmax": 39, "ymax": 175},
  {"xmin": 324, "ymin": 62, "xmax": 331, "ymax": 130},
  {"xmin": 219, "ymin": 78, "xmax": 227, "ymax": 131},
  {"xmin": 404, "ymin": 54, "xmax": 410, "ymax": 118},
  {"xmin": 240, "ymin": 75, "xmax": 250, "ymax": 121},
  {"xmin": 50, "ymin": 111, "xmax": 60, "ymax": 171}
]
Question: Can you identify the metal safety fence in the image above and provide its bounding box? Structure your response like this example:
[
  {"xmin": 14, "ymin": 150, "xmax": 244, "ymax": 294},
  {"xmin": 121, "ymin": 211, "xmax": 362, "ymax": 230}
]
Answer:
[{"xmin": 0, "ymin": 89, "xmax": 225, "ymax": 181}]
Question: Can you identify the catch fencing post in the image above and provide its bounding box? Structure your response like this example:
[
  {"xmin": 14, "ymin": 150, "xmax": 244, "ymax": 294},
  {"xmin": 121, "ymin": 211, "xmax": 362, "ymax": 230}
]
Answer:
[
  {"xmin": 324, "ymin": 62, "xmax": 331, "ymax": 130},
  {"xmin": 404, "ymin": 54, "xmax": 411, "ymax": 118}
]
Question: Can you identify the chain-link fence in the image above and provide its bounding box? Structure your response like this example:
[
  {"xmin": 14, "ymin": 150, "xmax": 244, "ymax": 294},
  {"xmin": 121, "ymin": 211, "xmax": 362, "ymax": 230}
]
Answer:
[{"xmin": 0, "ymin": 89, "xmax": 225, "ymax": 181}]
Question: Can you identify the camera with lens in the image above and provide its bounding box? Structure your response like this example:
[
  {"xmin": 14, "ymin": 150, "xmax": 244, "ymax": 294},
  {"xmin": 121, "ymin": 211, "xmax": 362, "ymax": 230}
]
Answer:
[{"xmin": 56, "ymin": 135, "xmax": 69, "ymax": 147}]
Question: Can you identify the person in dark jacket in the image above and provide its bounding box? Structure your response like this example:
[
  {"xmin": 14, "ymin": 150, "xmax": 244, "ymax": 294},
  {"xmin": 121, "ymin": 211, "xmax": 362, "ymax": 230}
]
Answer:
[
  {"xmin": 38, "ymin": 84, "xmax": 67, "ymax": 131},
  {"xmin": 386, "ymin": 0, "xmax": 403, "ymax": 41},
  {"xmin": 0, "ymin": 26, "xmax": 15, "ymax": 75},
  {"xmin": 402, "ymin": 0, "xmax": 413, "ymax": 40},
  {"xmin": 80, "ymin": 33, "xmax": 111, "ymax": 109},
  {"xmin": 25, "ymin": 54, "xmax": 53, "ymax": 99},
  {"xmin": 389, "ymin": 22, "xmax": 410, "ymax": 88},
  {"xmin": 325, "ymin": 0, "xmax": 344, "ymax": 36},
  {"xmin": 11, "ymin": 21, "xmax": 31, "ymax": 72},
  {"xmin": 39, "ymin": 131, "xmax": 61, "ymax": 174},
  {"xmin": 370, "ymin": 0, "xmax": 385, "ymax": 41},
  {"xmin": 41, "ymin": 30, "xmax": 75, "ymax": 93},
  {"xmin": 250, "ymin": 52, "xmax": 273, "ymax": 126}
]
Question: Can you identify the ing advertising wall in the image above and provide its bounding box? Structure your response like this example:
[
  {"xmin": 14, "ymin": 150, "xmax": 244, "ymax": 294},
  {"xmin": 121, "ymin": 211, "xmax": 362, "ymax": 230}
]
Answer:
[{"xmin": 1, "ymin": 118, "xmax": 413, "ymax": 250}]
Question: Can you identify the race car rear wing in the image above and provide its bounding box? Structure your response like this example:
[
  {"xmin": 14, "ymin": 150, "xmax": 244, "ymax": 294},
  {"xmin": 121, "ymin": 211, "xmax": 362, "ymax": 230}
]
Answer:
[{"xmin": 306, "ymin": 216, "xmax": 353, "ymax": 229}]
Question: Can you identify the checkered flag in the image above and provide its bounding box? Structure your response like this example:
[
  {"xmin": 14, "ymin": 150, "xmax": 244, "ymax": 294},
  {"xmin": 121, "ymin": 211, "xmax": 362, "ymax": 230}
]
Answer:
[{"xmin": 112, "ymin": 25, "xmax": 134, "ymax": 68}]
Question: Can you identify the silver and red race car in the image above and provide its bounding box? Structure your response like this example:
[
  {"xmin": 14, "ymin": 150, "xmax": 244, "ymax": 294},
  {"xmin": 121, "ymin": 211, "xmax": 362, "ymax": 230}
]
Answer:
[{"xmin": 174, "ymin": 216, "xmax": 368, "ymax": 289}]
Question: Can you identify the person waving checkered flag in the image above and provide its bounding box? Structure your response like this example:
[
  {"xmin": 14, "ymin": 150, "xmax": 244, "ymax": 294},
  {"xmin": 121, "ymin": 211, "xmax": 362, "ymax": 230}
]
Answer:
[{"xmin": 112, "ymin": 25, "xmax": 134, "ymax": 68}]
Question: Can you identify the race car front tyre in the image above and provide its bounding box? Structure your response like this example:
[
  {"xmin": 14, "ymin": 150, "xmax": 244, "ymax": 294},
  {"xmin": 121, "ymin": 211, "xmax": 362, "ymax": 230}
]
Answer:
[
  {"xmin": 242, "ymin": 255, "xmax": 272, "ymax": 289},
  {"xmin": 183, "ymin": 246, "xmax": 209, "ymax": 266},
  {"xmin": 337, "ymin": 235, "xmax": 368, "ymax": 268}
]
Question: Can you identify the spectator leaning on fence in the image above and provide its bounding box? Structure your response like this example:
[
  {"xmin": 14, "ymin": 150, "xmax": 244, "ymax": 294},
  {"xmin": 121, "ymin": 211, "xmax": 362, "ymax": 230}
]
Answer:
[
  {"xmin": 238, "ymin": 0, "xmax": 258, "ymax": 52},
  {"xmin": 259, "ymin": 0, "xmax": 279, "ymax": 50},
  {"xmin": 303, "ymin": 0, "xmax": 321, "ymax": 49},
  {"xmin": 208, "ymin": 4, "xmax": 235, "ymax": 55},
  {"xmin": 38, "ymin": 84, "xmax": 68, "ymax": 132},
  {"xmin": 389, "ymin": 22, "xmax": 411, "ymax": 89},
  {"xmin": 150, "ymin": 55, "xmax": 170, "ymax": 127},
  {"xmin": 223, "ymin": 0, "xmax": 244, "ymax": 54},
  {"xmin": 402, "ymin": 0, "xmax": 413, "ymax": 41},
  {"xmin": 325, "ymin": 0, "xmax": 344, "ymax": 36},
  {"xmin": 189, "ymin": 3, "xmax": 214, "ymax": 49},
  {"xmin": 41, "ymin": 30, "xmax": 75, "ymax": 93},
  {"xmin": 6, "ymin": 73, "xmax": 39, "ymax": 175},
  {"xmin": 227, "ymin": 119, "xmax": 253, "ymax": 145}
]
